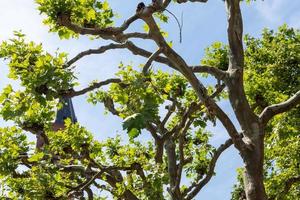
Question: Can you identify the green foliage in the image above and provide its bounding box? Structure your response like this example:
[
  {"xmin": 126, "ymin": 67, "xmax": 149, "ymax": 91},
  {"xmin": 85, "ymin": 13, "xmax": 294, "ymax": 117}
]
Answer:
[
  {"xmin": 0, "ymin": 122, "xmax": 165, "ymax": 199},
  {"xmin": 244, "ymin": 25, "xmax": 300, "ymax": 109},
  {"xmin": 0, "ymin": 32, "xmax": 76, "ymax": 98},
  {"xmin": 88, "ymin": 64, "xmax": 194, "ymax": 138},
  {"xmin": 47, "ymin": 118, "xmax": 93, "ymax": 154},
  {"xmin": 0, "ymin": 127, "xmax": 30, "ymax": 176},
  {"xmin": 0, "ymin": 32, "xmax": 76, "ymax": 128},
  {"xmin": 123, "ymin": 113, "xmax": 145, "ymax": 140},
  {"xmin": 262, "ymin": 110, "xmax": 300, "ymax": 200},
  {"xmin": 0, "ymin": 32, "xmax": 217, "ymax": 198},
  {"xmin": 87, "ymin": 65, "xmax": 217, "ymax": 198},
  {"xmin": 201, "ymin": 41, "xmax": 229, "ymax": 71},
  {"xmin": 36, "ymin": 0, "xmax": 114, "ymax": 39},
  {"xmin": 90, "ymin": 136, "xmax": 167, "ymax": 199},
  {"xmin": 184, "ymin": 129, "xmax": 213, "ymax": 180},
  {"xmin": 0, "ymin": 86, "xmax": 56, "ymax": 126}
]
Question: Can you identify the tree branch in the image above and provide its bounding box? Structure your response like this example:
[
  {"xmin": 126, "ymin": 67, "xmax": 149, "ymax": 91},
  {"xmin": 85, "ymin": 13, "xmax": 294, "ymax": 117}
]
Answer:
[
  {"xmin": 68, "ymin": 170, "xmax": 104, "ymax": 198},
  {"xmin": 190, "ymin": 65, "xmax": 227, "ymax": 81},
  {"xmin": 165, "ymin": 139, "xmax": 181, "ymax": 198},
  {"xmin": 85, "ymin": 187, "xmax": 94, "ymax": 200},
  {"xmin": 223, "ymin": 0, "xmax": 258, "ymax": 142},
  {"xmin": 57, "ymin": 12, "xmax": 139, "ymax": 39},
  {"xmin": 163, "ymin": 102, "xmax": 198, "ymax": 140},
  {"xmin": 126, "ymin": 41, "xmax": 175, "ymax": 68},
  {"xmin": 175, "ymin": 118, "xmax": 194, "ymax": 190},
  {"xmin": 122, "ymin": 32, "xmax": 151, "ymax": 40},
  {"xmin": 161, "ymin": 101, "xmax": 176, "ymax": 129},
  {"xmin": 20, "ymin": 122, "xmax": 49, "ymax": 150},
  {"xmin": 184, "ymin": 138, "xmax": 233, "ymax": 200},
  {"xmin": 65, "ymin": 40, "xmax": 174, "ymax": 72},
  {"xmin": 140, "ymin": 11, "xmax": 243, "ymax": 150},
  {"xmin": 146, "ymin": 124, "xmax": 164, "ymax": 163},
  {"xmin": 211, "ymin": 83, "xmax": 226, "ymax": 99},
  {"xmin": 61, "ymin": 78, "xmax": 121, "ymax": 98},
  {"xmin": 142, "ymin": 48, "xmax": 163, "ymax": 75},
  {"xmin": 65, "ymin": 43, "xmax": 128, "ymax": 67},
  {"xmin": 259, "ymin": 90, "xmax": 300, "ymax": 125}
]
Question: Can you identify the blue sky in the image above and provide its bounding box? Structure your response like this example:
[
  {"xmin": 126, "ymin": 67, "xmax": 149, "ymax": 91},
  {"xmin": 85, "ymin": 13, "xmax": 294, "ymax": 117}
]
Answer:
[{"xmin": 0, "ymin": 0, "xmax": 299, "ymax": 199}]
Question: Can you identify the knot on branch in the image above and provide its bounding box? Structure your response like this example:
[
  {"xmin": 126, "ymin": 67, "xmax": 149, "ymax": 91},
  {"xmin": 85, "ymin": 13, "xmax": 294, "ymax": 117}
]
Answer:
[
  {"xmin": 57, "ymin": 12, "xmax": 71, "ymax": 26},
  {"xmin": 136, "ymin": 2, "xmax": 146, "ymax": 13}
]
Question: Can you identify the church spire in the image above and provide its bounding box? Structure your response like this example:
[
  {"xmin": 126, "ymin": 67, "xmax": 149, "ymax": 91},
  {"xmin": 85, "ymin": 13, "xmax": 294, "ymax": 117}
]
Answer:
[{"xmin": 52, "ymin": 97, "xmax": 77, "ymax": 131}]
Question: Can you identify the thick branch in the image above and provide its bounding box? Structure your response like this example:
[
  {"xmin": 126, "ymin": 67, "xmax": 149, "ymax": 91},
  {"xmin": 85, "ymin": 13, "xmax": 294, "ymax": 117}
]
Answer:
[
  {"xmin": 146, "ymin": 124, "xmax": 164, "ymax": 163},
  {"xmin": 224, "ymin": 0, "xmax": 258, "ymax": 141},
  {"xmin": 185, "ymin": 138, "xmax": 233, "ymax": 200},
  {"xmin": 225, "ymin": 0, "xmax": 244, "ymax": 69},
  {"xmin": 259, "ymin": 90, "xmax": 300, "ymax": 125},
  {"xmin": 57, "ymin": 12, "xmax": 139, "ymax": 39},
  {"xmin": 66, "ymin": 40, "xmax": 174, "ymax": 72},
  {"xmin": 122, "ymin": 32, "xmax": 151, "ymax": 40},
  {"xmin": 126, "ymin": 41, "xmax": 175, "ymax": 68}
]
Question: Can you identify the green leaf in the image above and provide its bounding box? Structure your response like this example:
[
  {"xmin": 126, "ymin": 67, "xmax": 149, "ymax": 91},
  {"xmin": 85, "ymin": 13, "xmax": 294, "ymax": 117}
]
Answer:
[
  {"xmin": 194, "ymin": 120, "xmax": 206, "ymax": 128},
  {"xmin": 122, "ymin": 113, "xmax": 145, "ymax": 135},
  {"xmin": 128, "ymin": 128, "xmax": 140, "ymax": 140},
  {"xmin": 28, "ymin": 152, "xmax": 44, "ymax": 162}
]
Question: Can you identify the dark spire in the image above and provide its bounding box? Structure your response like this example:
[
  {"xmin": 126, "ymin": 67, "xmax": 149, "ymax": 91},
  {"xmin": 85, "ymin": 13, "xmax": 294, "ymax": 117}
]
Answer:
[{"xmin": 55, "ymin": 97, "xmax": 77, "ymax": 124}]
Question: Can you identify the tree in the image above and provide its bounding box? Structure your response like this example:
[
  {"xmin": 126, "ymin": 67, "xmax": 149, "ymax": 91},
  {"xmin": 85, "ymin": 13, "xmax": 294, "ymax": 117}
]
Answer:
[{"xmin": 0, "ymin": 0, "xmax": 299, "ymax": 200}]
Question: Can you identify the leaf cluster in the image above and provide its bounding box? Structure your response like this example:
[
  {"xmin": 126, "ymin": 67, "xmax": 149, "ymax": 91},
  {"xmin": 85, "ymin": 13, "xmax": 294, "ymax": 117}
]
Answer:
[{"xmin": 36, "ymin": 0, "xmax": 114, "ymax": 39}]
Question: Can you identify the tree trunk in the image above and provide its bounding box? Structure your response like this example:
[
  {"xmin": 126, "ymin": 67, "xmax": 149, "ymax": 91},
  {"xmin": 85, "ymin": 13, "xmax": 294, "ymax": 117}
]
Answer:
[
  {"xmin": 226, "ymin": 71, "xmax": 268, "ymax": 200},
  {"xmin": 241, "ymin": 133, "xmax": 268, "ymax": 200}
]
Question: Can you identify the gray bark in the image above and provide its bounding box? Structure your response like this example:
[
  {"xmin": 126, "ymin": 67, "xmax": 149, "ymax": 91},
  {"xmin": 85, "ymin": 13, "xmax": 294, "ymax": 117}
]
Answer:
[{"xmin": 240, "ymin": 130, "xmax": 267, "ymax": 200}]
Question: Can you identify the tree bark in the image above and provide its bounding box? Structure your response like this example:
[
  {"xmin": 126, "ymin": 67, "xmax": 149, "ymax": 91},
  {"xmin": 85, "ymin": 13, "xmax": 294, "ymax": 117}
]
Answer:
[
  {"xmin": 155, "ymin": 139, "xmax": 164, "ymax": 164},
  {"xmin": 240, "ymin": 130, "xmax": 268, "ymax": 200},
  {"xmin": 165, "ymin": 139, "xmax": 182, "ymax": 200}
]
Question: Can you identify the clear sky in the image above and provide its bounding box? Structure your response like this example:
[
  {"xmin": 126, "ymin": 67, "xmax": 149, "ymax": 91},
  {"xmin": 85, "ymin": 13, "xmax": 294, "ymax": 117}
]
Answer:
[{"xmin": 0, "ymin": 0, "xmax": 299, "ymax": 199}]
